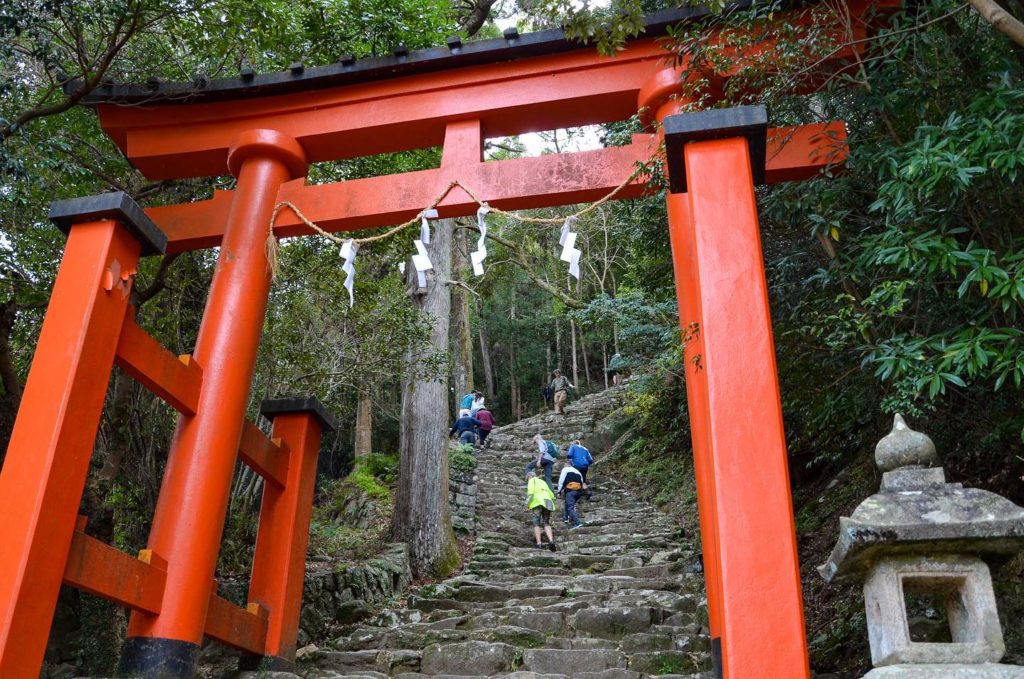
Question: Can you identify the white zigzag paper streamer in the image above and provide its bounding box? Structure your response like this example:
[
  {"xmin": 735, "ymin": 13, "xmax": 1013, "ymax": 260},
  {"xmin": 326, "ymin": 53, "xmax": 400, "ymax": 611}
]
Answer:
[
  {"xmin": 420, "ymin": 208, "xmax": 438, "ymax": 245},
  {"xmin": 558, "ymin": 216, "xmax": 582, "ymax": 280},
  {"xmin": 339, "ymin": 239, "xmax": 359, "ymax": 307},
  {"xmin": 412, "ymin": 239, "xmax": 433, "ymax": 289},
  {"xmin": 471, "ymin": 205, "xmax": 490, "ymax": 276}
]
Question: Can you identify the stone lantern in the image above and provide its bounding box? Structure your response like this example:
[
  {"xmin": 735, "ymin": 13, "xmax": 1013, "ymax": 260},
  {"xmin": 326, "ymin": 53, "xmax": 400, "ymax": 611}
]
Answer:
[{"xmin": 819, "ymin": 414, "xmax": 1024, "ymax": 678}]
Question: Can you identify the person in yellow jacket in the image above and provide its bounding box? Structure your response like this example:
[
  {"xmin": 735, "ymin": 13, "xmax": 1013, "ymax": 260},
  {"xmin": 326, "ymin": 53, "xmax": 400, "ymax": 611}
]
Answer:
[{"xmin": 526, "ymin": 471, "xmax": 558, "ymax": 552}]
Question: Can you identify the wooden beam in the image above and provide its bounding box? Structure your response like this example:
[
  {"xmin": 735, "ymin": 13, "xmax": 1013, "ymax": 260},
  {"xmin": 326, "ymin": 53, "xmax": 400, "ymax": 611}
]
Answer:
[
  {"xmin": 146, "ymin": 122, "xmax": 846, "ymax": 253},
  {"xmin": 62, "ymin": 530, "xmax": 166, "ymax": 615},
  {"xmin": 204, "ymin": 595, "xmax": 267, "ymax": 655},
  {"xmin": 115, "ymin": 313, "xmax": 203, "ymax": 414},
  {"xmin": 239, "ymin": 421, "xmax": 288, "ymax": 488},
  {"xmin": 96, "ymin": 0, "xmax": 887, "ymax": 179}
]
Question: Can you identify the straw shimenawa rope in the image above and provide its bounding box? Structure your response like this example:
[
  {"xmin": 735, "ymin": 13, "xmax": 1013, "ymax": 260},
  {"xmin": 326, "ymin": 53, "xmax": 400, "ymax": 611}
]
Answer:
[{"xmin": 265, "ymin": 161, "xmax": 651, "ymax": 278}]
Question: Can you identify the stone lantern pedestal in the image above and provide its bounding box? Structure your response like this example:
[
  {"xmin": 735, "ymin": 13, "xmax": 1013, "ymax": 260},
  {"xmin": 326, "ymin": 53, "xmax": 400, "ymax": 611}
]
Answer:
[{"xmin": 819, "ymin": 415, "xmax": 1024, "ymax": 678}]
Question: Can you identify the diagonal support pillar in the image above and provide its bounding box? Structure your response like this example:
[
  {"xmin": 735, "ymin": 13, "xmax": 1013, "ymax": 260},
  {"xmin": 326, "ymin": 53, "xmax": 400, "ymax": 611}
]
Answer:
[
  {"xmin": 0, "ymin": 192, "xmax": 165, "ymax": 678},
  {"xmin": 662, "ymin": 106, "xmax": 810, "ymax": 679},
  {"xmin": 241, "ymin": 397, "xmax": 335, "ymax": 671}
]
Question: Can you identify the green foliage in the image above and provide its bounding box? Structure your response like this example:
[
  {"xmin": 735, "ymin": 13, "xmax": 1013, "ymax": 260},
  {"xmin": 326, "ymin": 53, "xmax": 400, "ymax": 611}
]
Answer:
[
  {"xmin": 307, "ymin": 520, "xmax": 390, "ymax": 562},
  {"xmin": 347, "ymin": 455, "xmax": 396, "ymax": 501},
  {"xmin": 450, "ymin": 444, "xmax": 477, "ymax": 473},
  {"xmin": 359, "ymin": 452, "xmax": 400, "ymax": 485}
]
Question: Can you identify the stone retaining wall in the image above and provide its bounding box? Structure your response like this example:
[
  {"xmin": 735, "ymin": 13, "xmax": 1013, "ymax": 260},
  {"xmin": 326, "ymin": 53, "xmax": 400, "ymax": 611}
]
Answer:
[
  {"xmin": 295, "ymin": 542, "xmax": 412, "ymax": 646},
  {"xmin": 450, "ymin": 467, "xmax": 477, "ymax": 534}
]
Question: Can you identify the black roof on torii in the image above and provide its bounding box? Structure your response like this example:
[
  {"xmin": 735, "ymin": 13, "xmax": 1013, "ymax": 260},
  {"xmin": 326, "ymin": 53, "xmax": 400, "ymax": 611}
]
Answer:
[{"xmin": 68, "ymin": 2, "xmax": 754, "ymax": 106}]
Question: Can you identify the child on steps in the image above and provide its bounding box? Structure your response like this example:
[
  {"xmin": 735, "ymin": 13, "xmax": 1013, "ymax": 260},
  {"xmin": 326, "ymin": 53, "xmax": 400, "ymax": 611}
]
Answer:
[{"xmin": 525, "ymin": 471, "xmax": 558, "ymax": 552}]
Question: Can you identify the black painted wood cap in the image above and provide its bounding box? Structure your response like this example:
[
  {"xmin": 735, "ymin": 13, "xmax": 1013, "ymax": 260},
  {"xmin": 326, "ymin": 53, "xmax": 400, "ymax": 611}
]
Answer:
[
  {"xmin": 49, "ymin": 191, "xmax": 168, "ymax": 256},
  {"xmin": 261, "ymin": 396, "xmax": 338, "ymax": 432},
  {"xmin": 69, "ymin": 2, "xmax": 754, "ymax": 106},
  {"xmin": 663, "ymin": 105, "xmax": 768, "ymax": 194}
]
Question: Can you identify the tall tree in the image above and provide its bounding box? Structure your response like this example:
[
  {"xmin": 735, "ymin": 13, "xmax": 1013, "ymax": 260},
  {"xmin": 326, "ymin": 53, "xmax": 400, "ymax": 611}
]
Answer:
[
  {"xmin": 391, "ymin": 220, "xmax": 459, "ymax": 576},
  {"xmin": 450, "ymin": 228, "xmax": 475, "ymax": 412}
]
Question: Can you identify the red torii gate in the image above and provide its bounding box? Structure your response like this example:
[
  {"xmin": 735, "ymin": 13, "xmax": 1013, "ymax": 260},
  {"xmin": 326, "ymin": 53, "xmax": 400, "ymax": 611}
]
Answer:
[{"xmin": 0, "ymin": 2, "xmax": 895, "ymax": 677}]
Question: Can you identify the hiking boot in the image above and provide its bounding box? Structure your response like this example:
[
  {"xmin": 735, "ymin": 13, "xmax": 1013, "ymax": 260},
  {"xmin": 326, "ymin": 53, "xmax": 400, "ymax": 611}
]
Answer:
[
  {"xmin": 548, "ymin": 542, "xmax": 557, "ymax": 552},
  {"xmin": 570, "ymin": 523, "xmax": 584, "ymax": 531},
  {"xmin": 534, "ymin": 543, "xmax": 545, "ymax": 550}
]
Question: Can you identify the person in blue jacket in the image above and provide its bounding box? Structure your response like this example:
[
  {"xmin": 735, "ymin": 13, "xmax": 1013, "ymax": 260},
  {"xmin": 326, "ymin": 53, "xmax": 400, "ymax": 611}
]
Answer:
[
  {"xmin": 449, "ymin": 412, "xmax": 482, "ymax": 446},
  {"xmin": 566, "ymin": 440, "xmax": 593, "ymax": 483}
]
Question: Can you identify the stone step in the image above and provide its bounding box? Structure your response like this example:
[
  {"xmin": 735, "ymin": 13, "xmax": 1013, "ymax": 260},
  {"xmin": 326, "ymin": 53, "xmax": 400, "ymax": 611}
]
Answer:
[
  {"xmin": 572, "ymin": 606, "xmax": 661, "ymax": 638},
  {"xmin": 520, "ymin": 648, "xmax": 627, "ymax": 674},
  {"xmin": 420, "ymin": 641, "xmax": 518, "ymax": 675},
  {"xmin": 313, "ymin": 386, "xmax": 708, "ymax": 679}
]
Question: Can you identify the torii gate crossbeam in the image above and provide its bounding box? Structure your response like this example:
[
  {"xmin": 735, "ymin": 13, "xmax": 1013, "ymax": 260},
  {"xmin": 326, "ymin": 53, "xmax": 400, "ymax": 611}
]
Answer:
[{"xmin": 0, "ymin": 1, "xmax": 897, "ymax": 677}]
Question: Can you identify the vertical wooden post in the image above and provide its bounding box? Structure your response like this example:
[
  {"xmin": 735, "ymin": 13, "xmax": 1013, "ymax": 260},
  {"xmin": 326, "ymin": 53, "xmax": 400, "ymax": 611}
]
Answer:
[
  {"xmin": 121, "ymin": 130, "xmax": 307, "ymax": 677},
  {"xmin": 243, "ymin": 397, "xmax": 334, "ymax": 670},
  {"xmin": 0, "ymin": 193, "xmax": 165, "ymax": 678},
  {"xmin": 662, "ymin": 106, "xmax": 810, "ymax": 679}
]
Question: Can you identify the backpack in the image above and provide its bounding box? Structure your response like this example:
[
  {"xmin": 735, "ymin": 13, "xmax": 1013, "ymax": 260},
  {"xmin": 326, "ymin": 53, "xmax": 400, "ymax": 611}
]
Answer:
[
  {"xmin": 545, "ymin": 440, "xmax": 558, "ymax": 460},
  {"xmin": 568, "ymin": 443, "xmax": 592, "ymax": 468}
]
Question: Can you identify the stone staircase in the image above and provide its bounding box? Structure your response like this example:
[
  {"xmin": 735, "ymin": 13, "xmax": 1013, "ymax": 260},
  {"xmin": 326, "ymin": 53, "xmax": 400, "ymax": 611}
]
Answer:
[{"xmin": 299, "ymin": 386, "xmax": 712, "ymax": 679}]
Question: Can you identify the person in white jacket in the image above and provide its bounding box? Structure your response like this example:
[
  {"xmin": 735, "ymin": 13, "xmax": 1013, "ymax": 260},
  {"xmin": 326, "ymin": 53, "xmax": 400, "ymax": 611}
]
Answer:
[{"xmin": 556, "ymin": 462, "xmax": 587, "ymax": 529}]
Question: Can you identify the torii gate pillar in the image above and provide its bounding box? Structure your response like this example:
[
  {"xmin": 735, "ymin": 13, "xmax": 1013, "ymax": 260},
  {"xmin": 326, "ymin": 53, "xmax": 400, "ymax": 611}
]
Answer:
[
  {"xmin": 643, "ymin": 79, "xmax": 810, "ymax": 677},
  {"xmin": 120, "ymin": 130, "xmax": 308, "ymax": 675}
]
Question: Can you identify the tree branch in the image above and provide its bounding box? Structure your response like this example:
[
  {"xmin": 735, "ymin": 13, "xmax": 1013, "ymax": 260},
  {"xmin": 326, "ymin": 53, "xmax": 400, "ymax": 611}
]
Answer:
[
  {"xmin": 457, "ymin": 224, "xmax": 586, "ymax": 309},
  {"xmin": 134, "ymin": 253, "xmax": 182, "ymax": 306},
  {"xmin": 458, "ymin": 0, "xmax": 499, "ymax": 37},
  {"xmin": 0, "ymin": 1, "xmax": 145, "ymax": 141},
  {"xmin": 968, "ymin": 0, "xmax": 1024, "ymax": 47}
]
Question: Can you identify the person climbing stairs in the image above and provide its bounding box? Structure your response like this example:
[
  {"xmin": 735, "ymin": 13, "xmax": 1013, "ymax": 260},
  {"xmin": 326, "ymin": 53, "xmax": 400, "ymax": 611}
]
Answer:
[{"xmin": 292, "ymin": 386, "xmax": 713, "ymax": 678}]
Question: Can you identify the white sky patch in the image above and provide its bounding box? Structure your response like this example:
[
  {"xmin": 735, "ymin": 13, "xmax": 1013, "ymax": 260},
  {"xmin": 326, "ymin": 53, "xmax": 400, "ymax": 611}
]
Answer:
[{"xmin": 487, "ymin": 124, "xmax": 605, "ymax": 159}]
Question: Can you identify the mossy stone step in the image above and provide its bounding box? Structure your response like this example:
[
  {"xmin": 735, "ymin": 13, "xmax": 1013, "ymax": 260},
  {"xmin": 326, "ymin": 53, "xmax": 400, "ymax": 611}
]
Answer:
[{"xmin": 420, "ymin": 640, "xmax": 518, "ymax": 675}]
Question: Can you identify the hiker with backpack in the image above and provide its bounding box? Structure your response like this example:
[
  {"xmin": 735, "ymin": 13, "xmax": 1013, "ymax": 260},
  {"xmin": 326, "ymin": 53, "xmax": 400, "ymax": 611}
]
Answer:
[
  {"xmin": 526, "ymin": 470, "xmax": 558, "ymax": 551},
  {"xmin": 475, "ymin": 406, "xmax": 495, "ymax": 447},
  {"xmin": 549, "ymin": 369, "xmax": 575, "ymax": 415},
  {"xmin": 526, "ymin": 433, "xmax": 558, "ymax": 490},
  {"xmin": 556, "ymin": 461, "xmax": 587, "ymax": 530},
  {"xmin": 566, "ymin": 440, "xmax": 593, "ymax": 483}
]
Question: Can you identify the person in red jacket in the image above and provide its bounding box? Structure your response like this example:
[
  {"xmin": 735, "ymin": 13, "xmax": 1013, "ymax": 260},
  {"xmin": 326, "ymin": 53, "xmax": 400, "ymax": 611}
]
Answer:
[{"xmin": 475, "ymin": 406, "xmax": 495, "ymax": 447}]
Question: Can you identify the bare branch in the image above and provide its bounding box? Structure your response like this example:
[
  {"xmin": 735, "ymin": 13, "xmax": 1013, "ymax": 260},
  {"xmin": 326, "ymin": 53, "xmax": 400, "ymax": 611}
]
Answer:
[{"xmin": 967, "ymin": 0, "xmax": 1024, "ymax": 47}]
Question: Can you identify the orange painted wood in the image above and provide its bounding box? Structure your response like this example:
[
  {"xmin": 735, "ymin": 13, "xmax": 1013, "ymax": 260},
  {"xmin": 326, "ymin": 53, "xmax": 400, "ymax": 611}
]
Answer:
[
  {"xmin": 247, "ymin": 413, "xmax": 323, "ymax": 662},
  {"xmin": 667, "ymin": 136, "xmax": 809, "ymax": 678},
  {"xmin": 115, "ymin": 312, "xmax": 203, "ymax": 414},
  {"xmin": 126, "ymin": 131, "xmax": 306, "ymax": 649},
  {"xmin": 204, "ymin": 594, "xmax": 267, "ymax": 655},
  {"xmin": 238, "ymin": 421, "xmax": 288, "ymax": 488},
  {"xmin": 0, "ymin": 219, "xmax": 141, "ymax": 678},
  {"xmin": 145, "ymin": 122, "xmax": 845, "ymax": 253},
  {"xmin": 96, "ymin": 0, "xmax": 884, "ymax": 180},
  {"xmin": 62, "ymin": 531, "xmax": 166, "ymax": 615}
]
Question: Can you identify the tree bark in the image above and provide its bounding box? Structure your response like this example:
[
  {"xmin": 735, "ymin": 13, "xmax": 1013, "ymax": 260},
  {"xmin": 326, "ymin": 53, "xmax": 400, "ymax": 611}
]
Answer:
[
  {"xmin": 0, "ymin": 300, "xmax": 22, "ymax": 404},
  {"xmin": 0, "ymin": 300, "xmax": 21, "ymax": 469},
  {"xmin": 602, "ymin": 343, "xmax": 609, "ymax": 390},
  {"xmin": 570, "ymin": 318, "xmax": 580, "ymax": 387},
  {"xmin": 580, "ymin": 324, "xmax": 591, "ymax": 388},
  {"xmin": 354, "ymin": 385, "xmax": 373, "ymax": 458},
  {"xmin": 509, "ymin": 292, "xmax": 520, "ymax": 420},
  {"xmin": 450, "ymin": 229, "xmax": 474, "ymax": 413},
  {"xmin": 391, "ymin": 219, "xmax": 459, "ymax": 577},
  {"xmin": 555, "ymin": 320, "xmax": 562, "ymax": 375},
  {"xmin": 968, "ymin": 0, "xmax": 1024, "ymax": 48},
  {"xmin": 476, "ymin": 302, "xmax": 495, "ymax": 400}
]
